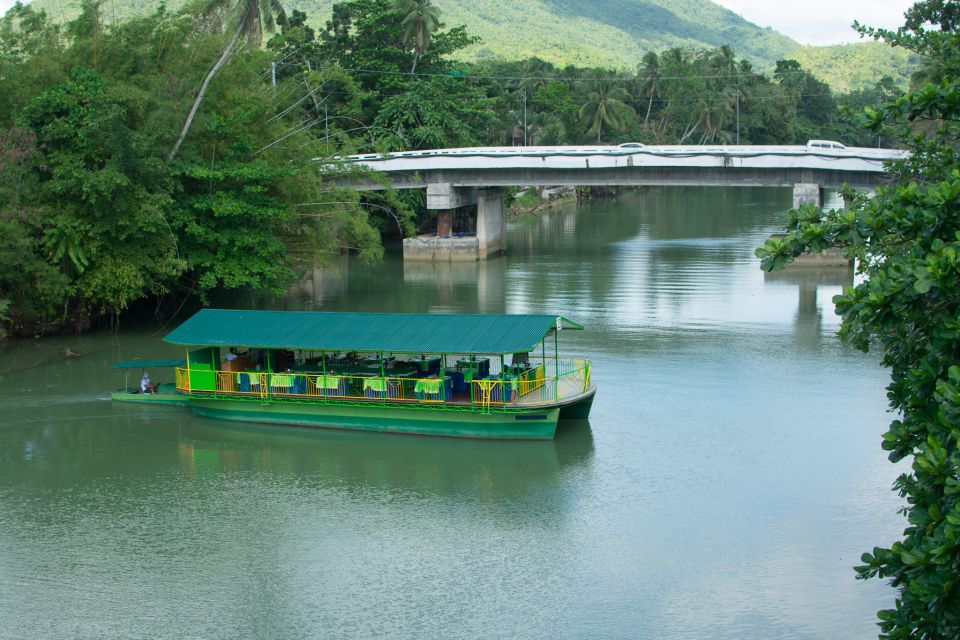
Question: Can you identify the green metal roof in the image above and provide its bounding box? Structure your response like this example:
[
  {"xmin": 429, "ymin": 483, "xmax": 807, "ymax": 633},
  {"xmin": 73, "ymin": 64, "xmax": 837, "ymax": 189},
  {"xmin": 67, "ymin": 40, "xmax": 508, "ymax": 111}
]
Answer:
[
  {"xmin": 164, "ymin": 309, "xmax": 582, "ymax": 354},
  {"xmin": 112, "ymin": 359, "xmax": 186, "ymax": 369}
]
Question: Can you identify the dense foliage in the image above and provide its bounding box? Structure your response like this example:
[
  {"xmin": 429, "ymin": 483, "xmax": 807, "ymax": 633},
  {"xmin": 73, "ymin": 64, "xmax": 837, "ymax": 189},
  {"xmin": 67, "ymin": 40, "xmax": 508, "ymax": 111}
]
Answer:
[
  {"xmin": 30, "ymin": 0, "xmax": 915, "ymax": 90},
  {"xmin": 789, "ymin": 41, "xmax": 920, "ymax": 93},
  {"xmin": 757, "ymin": 2, "xmax": 960, "ymax": 636},
  {"xmin": 0, "ymin": 0, "xmax": 385, "ymax": 336}
]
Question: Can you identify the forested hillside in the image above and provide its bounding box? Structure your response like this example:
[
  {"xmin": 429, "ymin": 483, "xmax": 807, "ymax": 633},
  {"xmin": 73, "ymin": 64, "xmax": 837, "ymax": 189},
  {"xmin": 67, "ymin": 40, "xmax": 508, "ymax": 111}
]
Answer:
[
  {"xmin": 787, "ymin": 41, "xmax": 919, "ymax": 92},
  {"xmin": 27, "ymin": 0, "xmax": 917, "ymax": 89},
  {"xmin": 29, "ymin": 0, "xmax": 799, "ymax": 67}
]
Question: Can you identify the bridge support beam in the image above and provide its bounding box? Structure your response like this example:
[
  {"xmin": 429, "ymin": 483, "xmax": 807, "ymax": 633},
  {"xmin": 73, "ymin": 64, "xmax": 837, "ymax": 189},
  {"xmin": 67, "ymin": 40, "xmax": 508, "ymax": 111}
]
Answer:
[
  {"xmin": 477, "ymin": 187, "xmax": 505, "ymax": 258},
  {"xmin": 792, "ymin": 183, "xmax": 822, "ymax": 209}
]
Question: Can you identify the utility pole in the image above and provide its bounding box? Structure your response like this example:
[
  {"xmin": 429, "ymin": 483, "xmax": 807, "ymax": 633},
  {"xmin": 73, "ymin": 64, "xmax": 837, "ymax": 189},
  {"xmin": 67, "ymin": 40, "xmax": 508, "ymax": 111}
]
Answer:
[
  {"xmin": 271, "ymin": 61, "xmax": 276, "ymax": 92},
  {"xmin": 324, "ymin": 106, "xmax": 329, "ymax": 139},
  {"xmin": 523, "ymin": 91, "xmax": 527, "ymax": 146},
  {"xmin": 735, "ymin": 89, "xmax": 740, "ymax": 145}
]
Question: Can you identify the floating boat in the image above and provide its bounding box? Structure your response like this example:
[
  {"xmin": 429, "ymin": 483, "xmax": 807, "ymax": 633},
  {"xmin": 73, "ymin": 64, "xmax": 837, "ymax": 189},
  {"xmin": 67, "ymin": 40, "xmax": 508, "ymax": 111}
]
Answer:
[
  {"xmin": 110, "ymin": 359, "xmax": 190, "ymax": 406},
  {"xmin": 158, "ymin": 309, "xmax": 596, "ymax": 439}
]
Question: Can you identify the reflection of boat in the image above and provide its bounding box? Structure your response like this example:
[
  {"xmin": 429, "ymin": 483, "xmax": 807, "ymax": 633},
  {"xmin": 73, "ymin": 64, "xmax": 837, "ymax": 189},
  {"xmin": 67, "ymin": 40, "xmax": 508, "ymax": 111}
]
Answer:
[
  {"xmin": 162, "ymin": 310, "xmax": 597, "ymax": 439},
  {"xmin": 179, "ymin": 418, "xmax": 595, "ymax": 495},
  {"xmin": 110, "ymin": 359, "xmax": 189, "ymax": 406}
]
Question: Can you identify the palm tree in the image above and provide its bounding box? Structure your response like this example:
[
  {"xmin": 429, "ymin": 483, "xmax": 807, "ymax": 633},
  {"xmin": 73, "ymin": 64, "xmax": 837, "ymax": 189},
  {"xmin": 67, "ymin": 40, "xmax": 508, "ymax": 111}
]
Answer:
[
  {"xmin": 393, "ymin": 0, "xmax": 441, "ymax": 75},
  {"xmin": 637, "ymin": 51, "xmax": 661, "ymax": 125},
  {"xmin": 712, "ymin": 45, "xmax": 737, "ymax": 78},
  {"xmin": 517, "ymin": 57, "xmax": 554, "ymax": 95},
  {"xmin": 168, "ymin": 0, "xmax": 287, "ymax": 161},
  {"xmin": 695, "ymin": 93, "xmax": 734, "ymax": 144},
  {"xmin": 579, "ymin": 79, "xmax": 636, "ymax": 143}
]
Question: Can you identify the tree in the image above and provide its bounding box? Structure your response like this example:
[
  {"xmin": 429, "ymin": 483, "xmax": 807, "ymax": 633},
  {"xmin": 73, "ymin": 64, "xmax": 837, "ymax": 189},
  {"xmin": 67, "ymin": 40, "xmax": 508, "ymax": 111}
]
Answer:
[
  {"xmin": 168, "ymin": 0, "xmax": 287, "ymax": 161},
  {"xmin": 374, "ymin": 77, "xmax": 499, "ymax": 149},
  {"xmin": 637, "ymin": 51, "xmax": 661, "ymax": 125},
  {"xmin": 578, "ymin": 78, "xmax": 636, "ymax": 142},
  {"xmin": 393, "ymin": 0, "xmax": 440, "ymax": 74},
  {"xmin": 21, "ymin": 68, "xmax": 183, "ymax": 324},
  {"xmin": 757, "ymin": 3, "xmax": 960, "ymax": 637}
]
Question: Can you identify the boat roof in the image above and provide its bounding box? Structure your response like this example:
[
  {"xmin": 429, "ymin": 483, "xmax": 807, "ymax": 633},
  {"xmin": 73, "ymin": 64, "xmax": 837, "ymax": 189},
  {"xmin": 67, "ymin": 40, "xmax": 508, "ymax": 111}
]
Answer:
[
  {"xmin": 112, "ymin": 359, "xmax": 186, "ymax": 369},
  {"xmin": 164, "ymin": 309, "xmax": 583, "ymax": 354}
]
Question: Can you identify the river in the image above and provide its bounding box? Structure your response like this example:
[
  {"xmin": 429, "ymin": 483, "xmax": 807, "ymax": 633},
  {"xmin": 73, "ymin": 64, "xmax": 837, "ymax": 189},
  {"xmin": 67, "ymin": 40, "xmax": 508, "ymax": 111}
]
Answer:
[{"xmin": 0, "ymin": 187, "xmax": 902, "ymax": 639}]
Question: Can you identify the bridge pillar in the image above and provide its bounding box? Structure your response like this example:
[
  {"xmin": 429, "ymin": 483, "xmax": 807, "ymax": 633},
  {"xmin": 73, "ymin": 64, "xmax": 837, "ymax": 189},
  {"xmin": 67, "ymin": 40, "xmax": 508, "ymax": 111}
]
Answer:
[
  {"xmin": 426, "ymin": 183, "xmax": 477, "ymax": 209},
  {"xmin": 477, "ymin": 187, "xmax": 505, "ymax": 258},
  {"xmin": 404, "ymin": 183, "xmax": 489, "ymax": 262},
  {"xmin": 792, "ymin": 183, "xmax": 822, "ymax": 209}
]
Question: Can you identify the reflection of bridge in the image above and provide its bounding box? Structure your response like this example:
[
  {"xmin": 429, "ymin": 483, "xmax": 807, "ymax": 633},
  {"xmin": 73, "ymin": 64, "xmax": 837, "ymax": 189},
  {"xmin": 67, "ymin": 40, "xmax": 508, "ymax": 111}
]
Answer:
[{"xmin": 339, "ymin": 145, "xmax": 906, "ymax": 261}]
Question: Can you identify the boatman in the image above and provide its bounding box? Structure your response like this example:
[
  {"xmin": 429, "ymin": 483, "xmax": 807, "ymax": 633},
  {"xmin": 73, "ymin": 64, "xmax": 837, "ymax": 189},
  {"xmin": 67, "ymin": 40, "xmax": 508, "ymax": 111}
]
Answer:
[{"xmin": 141, "ymin": 371, "xmax": 155, "ymax": 394}]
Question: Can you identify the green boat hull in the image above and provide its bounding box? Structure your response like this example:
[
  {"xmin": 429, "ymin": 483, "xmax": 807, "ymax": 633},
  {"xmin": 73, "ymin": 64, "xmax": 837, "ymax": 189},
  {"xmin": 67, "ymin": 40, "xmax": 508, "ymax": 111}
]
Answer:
[
  {"xmin": 188, "ymin": 397, "xmax": 562, "ymax": 439},
  {"xmin": 559, "ymin": 389, "xmax": 596, "ymax": 420}
]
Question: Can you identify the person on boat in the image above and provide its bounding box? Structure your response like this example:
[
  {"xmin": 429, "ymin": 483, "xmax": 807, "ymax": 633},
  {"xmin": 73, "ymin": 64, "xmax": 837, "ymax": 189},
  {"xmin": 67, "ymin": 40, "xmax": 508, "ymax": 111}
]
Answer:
[
  {"xmin": 226, "ymin": 348, "xmax": 238, "ymax": 362},
  {"xmin": 140, "ymin": 371, "xmax": 158, "ymax": 393}
]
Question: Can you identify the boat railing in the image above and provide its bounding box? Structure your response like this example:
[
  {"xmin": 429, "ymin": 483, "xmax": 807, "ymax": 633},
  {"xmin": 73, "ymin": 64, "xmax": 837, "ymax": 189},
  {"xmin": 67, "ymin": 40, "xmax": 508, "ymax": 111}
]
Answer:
[
  {"xmin": 175, "ymin": 368, "xmax": 449, "ymax": 402},
  {"xmin": 495, "ymin": 357, "xmax": 591, "ymax": 406},
  {"xmin": 174, "ymin": 358, "xmax": 592, "ymax": 409}
]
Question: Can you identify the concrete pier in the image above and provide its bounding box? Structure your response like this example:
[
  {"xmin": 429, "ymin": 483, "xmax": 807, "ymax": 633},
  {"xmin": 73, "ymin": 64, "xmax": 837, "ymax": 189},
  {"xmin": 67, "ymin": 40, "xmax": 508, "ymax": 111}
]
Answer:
[
  {"xmin": 403, "ymin": 186, "xmax": 505, "ymax": 262},
  {"xmin": 476, "ymin": 187, "xmax": 505, "ymax": 258},
  {"xmin": 792, "ymin": 183, "xmax": 822, "ymax": 209}
]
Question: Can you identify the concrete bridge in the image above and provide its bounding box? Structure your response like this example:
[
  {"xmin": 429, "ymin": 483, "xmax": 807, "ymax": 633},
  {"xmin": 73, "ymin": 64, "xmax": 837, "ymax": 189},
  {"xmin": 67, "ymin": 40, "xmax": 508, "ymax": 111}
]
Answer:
[{"xmin": 338, "ymin": 145, "xmax": 905, "ymax": 261}]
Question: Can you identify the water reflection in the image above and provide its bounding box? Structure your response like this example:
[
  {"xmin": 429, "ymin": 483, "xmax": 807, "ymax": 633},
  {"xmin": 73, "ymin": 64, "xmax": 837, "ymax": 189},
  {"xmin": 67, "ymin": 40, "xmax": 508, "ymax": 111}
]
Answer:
[
  {"xmin": 764, "ymin": 265, "xmax": 855, "ymax": 344},
  {"xmin": 286, "ymin": 254, "xmax": 350, "ymax": 306},
  {"xmin": 177, "ymin": 419, "xmax": 594, "ymax": 501}
]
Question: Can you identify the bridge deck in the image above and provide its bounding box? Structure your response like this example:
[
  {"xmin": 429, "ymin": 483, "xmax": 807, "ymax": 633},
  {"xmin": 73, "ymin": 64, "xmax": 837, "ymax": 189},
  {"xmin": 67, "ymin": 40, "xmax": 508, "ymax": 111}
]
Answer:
[{"xmin": 335, "ymin": 145, "xmax": 905, "ymax": 192}]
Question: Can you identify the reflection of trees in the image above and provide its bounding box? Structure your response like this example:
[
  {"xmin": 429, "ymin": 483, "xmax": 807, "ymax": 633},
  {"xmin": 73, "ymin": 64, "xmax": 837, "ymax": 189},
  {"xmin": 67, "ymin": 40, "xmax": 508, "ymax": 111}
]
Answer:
[{"xmin": 248, "ymin": 250, "xmax": 509, "ymax": 314}]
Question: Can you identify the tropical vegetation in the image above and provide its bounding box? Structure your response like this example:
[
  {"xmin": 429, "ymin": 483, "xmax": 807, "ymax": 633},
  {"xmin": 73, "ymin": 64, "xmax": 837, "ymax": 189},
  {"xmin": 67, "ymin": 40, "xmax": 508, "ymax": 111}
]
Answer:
[
  {"xmin": 0, "ymin": 0, "xmax": 906, "ymax": 338},
  {"xmin": 757, "ymin": 1, "xmax": 960, "ymax": 636},
  {"xmin": 29, "ymin": 0, "xmax": 916, "ymax": 91}
]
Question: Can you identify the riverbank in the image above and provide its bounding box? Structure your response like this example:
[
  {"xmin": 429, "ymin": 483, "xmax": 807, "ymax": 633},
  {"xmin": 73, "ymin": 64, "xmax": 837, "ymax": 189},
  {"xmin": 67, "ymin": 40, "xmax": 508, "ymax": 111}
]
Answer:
[{"xmin": 508, "ymin": 186, "xmax": 624, "ymax": 219}]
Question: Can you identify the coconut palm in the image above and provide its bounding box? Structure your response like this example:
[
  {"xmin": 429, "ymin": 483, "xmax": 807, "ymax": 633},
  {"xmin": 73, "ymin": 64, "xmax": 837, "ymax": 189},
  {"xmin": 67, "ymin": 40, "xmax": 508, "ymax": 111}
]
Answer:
[
  {"xmin": 393, "ymin": 0, "xmax": 441, "ymax": 74},
  {"xmin": 517, "ymin": 57, "xmax": 554, "ymax": 95},
  {"xmin": 168, "ymin": 0, "xmax": 288, "ymax": 161},
  {"xmin": 579, "ymin": 79, "xmax": 636, "ymax": 143},
  {"xmin": 696, "ymin": 92, "xmax": 734, "ymax": 144},
  {"xmin": 637, "ymin": 51, "xmax": 661, "ymax": 125}
]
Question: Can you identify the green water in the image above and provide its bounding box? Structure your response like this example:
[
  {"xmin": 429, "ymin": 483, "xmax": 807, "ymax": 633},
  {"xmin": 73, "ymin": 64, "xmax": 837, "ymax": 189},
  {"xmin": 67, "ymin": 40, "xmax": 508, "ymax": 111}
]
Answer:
[{"xmin": 0, "ymin": 187, "xmax": 901, "ymax": 639}]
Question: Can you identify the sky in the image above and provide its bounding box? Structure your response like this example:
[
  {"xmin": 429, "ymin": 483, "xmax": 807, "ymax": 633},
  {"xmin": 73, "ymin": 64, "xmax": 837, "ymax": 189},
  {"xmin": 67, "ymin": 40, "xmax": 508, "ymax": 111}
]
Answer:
[
  {"xmin": 712, "ymin": 0, "xmax": 915, "ymax": 46},
  {"xmin": 0, "ymin": 0, "xmax": 918, "ymax": 47}
]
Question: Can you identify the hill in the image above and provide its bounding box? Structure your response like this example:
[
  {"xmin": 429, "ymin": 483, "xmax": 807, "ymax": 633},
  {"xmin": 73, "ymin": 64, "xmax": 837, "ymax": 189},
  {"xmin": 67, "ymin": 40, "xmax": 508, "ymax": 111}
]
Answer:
[
  {"xmin": 25, "ymin": 0, "xmax": 916, "ymax": 89},
  {"xmin": 786, "ymin": 41, "xmax": 920, "ymax": 92},
  {"xmin": 27, "ymin": 0, "xmax": 798, "ymax": 66}
]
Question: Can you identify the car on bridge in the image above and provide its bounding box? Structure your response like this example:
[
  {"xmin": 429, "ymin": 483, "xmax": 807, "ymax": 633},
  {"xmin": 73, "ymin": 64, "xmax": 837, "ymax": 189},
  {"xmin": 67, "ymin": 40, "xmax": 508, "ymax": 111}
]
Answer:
[
  {"xmin": 806, "ymin": 139, "xmax": 847, "ymax": 150},
  {"xmin": 617, "ymin": 142, "xmax": 646, "ymax": 150}
]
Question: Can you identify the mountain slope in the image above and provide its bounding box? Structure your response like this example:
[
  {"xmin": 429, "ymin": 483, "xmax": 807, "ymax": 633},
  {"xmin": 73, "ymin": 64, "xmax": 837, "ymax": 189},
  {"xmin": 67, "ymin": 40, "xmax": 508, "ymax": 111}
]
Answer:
[
  {"xmin": 28, "ymin": 0, "xmax": 798, "ymax": 68},
  {"xmin": 25, "ymin": 0, "xmax": 915, "ymax": 88},
  {"xmin": 787, "ymin": 41, "xmax": 920, "ymax": 92}
]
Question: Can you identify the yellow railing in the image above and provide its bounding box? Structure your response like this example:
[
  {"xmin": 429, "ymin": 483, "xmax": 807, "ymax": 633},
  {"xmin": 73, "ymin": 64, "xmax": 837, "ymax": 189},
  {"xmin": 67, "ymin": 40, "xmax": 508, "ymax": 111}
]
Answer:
[
  {"xmin": 175, "ymin": 359, "xmax": 592, "ymax": 408},
  {"xmin": 175, "ymin": 368, "xmax": 449, "ymax": 404},
  {"xmin": 517, "ymin": 364, "xmax": 546, "ymax": 395},
  {"xmin": 176, "ymin": 367, "xmax": 190, "ymax": 391},
  {"xmin": 471, "ymin": 358, "xmax": 592, "ymax": 407}
]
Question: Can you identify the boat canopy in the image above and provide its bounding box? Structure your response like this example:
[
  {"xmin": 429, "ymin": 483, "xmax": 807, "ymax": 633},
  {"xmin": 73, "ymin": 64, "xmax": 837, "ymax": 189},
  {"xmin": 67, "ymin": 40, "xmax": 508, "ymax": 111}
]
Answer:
[
  {"xmin": 112, "ymin": 359, "xmax": 186, "ymax": 369},
  {"xmin": 164, "ymin": 309, "xmax": 583, "ymax": 354}
]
